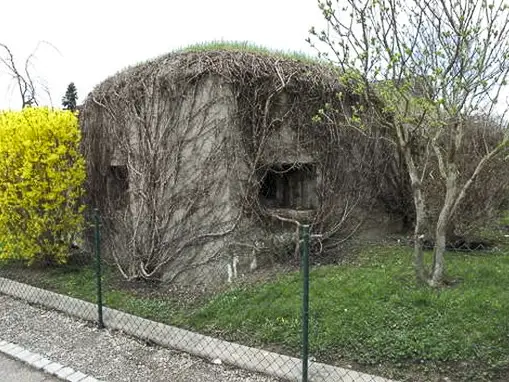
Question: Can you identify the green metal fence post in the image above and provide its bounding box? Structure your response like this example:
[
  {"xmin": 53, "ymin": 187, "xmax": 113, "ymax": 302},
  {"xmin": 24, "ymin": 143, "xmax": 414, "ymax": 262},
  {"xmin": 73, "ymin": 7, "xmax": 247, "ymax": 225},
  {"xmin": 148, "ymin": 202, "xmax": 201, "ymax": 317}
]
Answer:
[
  {"xmin": 300, "ymin": 224, "xmax": 310, "ymax": 382},
  {"xmin": 94, "ymin": 208, "xmax": 104, "ymax": 329}
]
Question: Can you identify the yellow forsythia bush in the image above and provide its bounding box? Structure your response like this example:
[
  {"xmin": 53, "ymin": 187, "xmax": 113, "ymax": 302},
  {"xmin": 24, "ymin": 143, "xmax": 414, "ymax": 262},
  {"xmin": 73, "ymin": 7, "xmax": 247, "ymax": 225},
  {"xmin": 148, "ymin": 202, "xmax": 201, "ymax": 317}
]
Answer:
[{"xmin": 0, "ymin": 107, "xmax": 86, "ymax": 264}]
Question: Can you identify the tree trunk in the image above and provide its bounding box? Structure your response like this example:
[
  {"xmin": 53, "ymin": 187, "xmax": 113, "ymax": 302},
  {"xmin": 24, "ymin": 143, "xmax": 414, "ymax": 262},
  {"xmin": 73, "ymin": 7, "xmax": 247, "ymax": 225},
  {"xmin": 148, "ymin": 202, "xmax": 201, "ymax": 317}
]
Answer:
[
  {"xmin": 429, "ymin": 220, "xmax": 447, "ymax": 287},
  {"xmin": 396, "ymin": 128, "xmax": 428, "ymax": 284},
  {"xmin": 413, "ymin": 187, "xmax": 427, "ymax": 283},
  {"xmin": 429, "ymin": 170, "xmax": 458, "ymax": 287},
  {"xmin": 402, "ymin": 148, "xmax": 427, "ymax": 283}
]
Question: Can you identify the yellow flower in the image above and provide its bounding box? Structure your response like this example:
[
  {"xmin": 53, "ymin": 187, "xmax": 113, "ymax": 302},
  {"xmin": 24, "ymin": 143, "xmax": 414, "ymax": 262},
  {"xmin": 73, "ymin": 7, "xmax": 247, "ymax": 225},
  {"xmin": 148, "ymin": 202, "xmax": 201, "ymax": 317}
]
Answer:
[{"xmin": 0, "ymin": 107, "xmax": 85, "ymax": 264}]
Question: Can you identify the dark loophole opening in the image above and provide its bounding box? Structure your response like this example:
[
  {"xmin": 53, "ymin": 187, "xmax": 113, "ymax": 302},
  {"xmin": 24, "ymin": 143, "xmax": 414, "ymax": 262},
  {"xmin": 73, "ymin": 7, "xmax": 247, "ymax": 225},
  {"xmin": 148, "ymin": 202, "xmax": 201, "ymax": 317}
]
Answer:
[
  {"xmin": 108, "ymin": 165, "xmax": 129, "ymax": 210},
  {"xmin": 258, "ymin": 163, "xmax": 317, "ymax": 210}
]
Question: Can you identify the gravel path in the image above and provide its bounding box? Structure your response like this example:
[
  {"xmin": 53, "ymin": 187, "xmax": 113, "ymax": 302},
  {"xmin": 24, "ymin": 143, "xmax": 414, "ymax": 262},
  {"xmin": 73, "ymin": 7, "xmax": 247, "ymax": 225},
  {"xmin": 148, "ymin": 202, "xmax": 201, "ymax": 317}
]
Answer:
[{"xmin": 0, "ymin": 294, "xmax": 280, "ymax": 382}]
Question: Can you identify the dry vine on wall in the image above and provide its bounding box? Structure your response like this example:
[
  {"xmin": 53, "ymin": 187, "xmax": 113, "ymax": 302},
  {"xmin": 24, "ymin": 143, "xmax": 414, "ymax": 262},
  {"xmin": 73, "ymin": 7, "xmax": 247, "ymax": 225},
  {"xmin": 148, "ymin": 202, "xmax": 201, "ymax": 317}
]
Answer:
[
  {"xmin": 82, "ymin": 73, "xmax": 242, "ymax": 282},
  {"xmin": 81, "ymin": 50, "xmax": 398, "ymax": 284}
]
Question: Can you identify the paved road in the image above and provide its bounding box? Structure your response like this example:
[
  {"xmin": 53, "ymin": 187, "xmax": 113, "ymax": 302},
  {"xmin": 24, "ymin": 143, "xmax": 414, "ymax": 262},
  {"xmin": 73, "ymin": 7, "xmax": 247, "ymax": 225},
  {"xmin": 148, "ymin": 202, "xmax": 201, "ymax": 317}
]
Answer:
[{"xmin": 0, "ymin": 352, "xmax": 59, "ymax": 382}]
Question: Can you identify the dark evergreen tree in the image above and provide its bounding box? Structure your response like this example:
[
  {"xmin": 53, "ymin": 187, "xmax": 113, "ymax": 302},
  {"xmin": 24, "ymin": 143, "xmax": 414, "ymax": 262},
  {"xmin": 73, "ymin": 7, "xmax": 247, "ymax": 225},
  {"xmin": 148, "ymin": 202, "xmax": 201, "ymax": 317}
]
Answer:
[{"xmin": 62, "ymin": 82, "xmax": 78, "ymax": 111}]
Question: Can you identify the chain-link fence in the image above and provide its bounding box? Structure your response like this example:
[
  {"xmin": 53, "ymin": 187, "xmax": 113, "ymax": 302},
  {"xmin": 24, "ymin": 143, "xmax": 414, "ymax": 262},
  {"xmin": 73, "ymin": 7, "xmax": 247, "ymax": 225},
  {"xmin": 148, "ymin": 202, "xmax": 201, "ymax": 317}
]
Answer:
[
  {"xmin": 3, "ymin": 206, "xmax": 505, "ymax": 381},
  {"xmin": 0, "ymin": 209, "xmax": 392, "ymax": 382}
]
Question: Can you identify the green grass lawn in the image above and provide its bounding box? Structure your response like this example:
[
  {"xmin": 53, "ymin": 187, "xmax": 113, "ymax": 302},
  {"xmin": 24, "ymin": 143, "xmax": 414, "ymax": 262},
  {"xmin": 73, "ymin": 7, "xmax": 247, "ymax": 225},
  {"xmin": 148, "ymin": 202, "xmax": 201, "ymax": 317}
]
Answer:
[
  {"xmin": 187, "ymin": 246, "xmax": 509, "ymax": 380},
  {"xmin": 9, "ymin": 265, "xmax": 192, "ymax": 327},
  {"xmin": 2, "ymin": 244, "xmax": 509, "ymax": 381}
]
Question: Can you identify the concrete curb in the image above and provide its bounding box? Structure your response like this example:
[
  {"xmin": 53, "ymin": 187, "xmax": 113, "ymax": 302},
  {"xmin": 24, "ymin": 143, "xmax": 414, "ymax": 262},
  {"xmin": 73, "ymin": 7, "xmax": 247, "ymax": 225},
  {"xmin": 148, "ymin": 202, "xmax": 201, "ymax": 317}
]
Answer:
[
  {"xmin": 0, "ymin": 338, "xmax": 101, "ymax": 382},
  {"xmin": 0, "ymin": 277, "xmax": 394, "ymax": 382}
]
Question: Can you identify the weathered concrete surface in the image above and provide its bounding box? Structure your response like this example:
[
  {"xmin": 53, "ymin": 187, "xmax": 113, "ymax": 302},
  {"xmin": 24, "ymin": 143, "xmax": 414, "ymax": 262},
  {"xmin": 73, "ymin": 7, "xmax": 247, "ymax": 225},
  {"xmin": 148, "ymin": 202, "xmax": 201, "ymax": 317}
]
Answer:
[
  {"xmin": 0, "ymin": 352, "xmax": 60, "ymax": 382},
  {"xmin": 0, "ymin": 339, "xmax": 100, "ymax": 382}
]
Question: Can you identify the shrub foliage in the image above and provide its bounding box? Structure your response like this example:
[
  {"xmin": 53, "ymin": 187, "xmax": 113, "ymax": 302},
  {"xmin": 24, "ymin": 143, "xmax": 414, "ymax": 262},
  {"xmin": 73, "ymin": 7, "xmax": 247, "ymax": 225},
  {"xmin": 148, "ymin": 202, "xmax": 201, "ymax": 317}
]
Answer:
[{"xmin": 0, "ymin": 107, "xmax": 85, "ymax": 264}]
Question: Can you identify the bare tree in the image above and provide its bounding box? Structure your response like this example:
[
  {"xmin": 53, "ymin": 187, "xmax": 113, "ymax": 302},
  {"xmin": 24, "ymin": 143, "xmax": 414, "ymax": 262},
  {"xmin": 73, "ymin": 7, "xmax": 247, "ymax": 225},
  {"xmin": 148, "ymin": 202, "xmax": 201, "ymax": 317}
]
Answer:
[
  {"xmin": 310, "ymin": 0, "xmax": 509, "ymax": 286},
  {"xmin": 0, "ymin": 42, "xmax": 54, "ymax": 108}
]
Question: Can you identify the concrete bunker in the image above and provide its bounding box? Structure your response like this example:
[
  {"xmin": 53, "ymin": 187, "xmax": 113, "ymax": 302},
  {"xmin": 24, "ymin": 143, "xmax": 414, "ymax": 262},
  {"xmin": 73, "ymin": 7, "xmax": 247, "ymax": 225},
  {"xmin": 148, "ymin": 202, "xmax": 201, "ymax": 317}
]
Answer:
[{"xmin": 80, "ymin": 47, "xmax": 401, "ymax": 286}]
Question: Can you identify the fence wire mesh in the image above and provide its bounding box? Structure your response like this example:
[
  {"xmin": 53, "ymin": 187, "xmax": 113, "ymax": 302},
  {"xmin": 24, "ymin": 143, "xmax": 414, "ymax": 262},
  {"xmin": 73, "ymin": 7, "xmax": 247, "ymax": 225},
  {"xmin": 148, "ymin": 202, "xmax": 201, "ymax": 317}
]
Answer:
[{"xmin": 0, "ymin": 210, "xmax": 399, "ymax": 381}]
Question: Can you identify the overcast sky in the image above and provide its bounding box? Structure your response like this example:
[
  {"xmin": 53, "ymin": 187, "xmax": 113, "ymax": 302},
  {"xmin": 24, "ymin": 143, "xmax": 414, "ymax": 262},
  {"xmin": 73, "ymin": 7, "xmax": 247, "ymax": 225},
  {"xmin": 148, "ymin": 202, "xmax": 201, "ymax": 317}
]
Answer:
[{"xmin": 0, "ymin": 0, "xmax": 326, "ymax": 110}]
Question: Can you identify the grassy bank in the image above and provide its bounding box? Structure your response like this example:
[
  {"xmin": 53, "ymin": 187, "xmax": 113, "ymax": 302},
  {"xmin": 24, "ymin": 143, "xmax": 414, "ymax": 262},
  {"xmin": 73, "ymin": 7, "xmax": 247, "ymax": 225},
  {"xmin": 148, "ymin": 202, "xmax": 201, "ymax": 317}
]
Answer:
[{"xmin": 2, "ymin": 244, "xmax": 509, "ymax": 381}]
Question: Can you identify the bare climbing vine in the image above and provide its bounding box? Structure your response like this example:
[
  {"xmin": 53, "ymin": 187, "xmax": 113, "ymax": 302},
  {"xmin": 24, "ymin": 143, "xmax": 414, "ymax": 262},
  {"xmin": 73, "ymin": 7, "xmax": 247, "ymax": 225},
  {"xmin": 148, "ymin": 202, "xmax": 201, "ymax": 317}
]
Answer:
[{"xmin": 80, "ymin": 50, "xmax": 395, "ymax": 283}]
